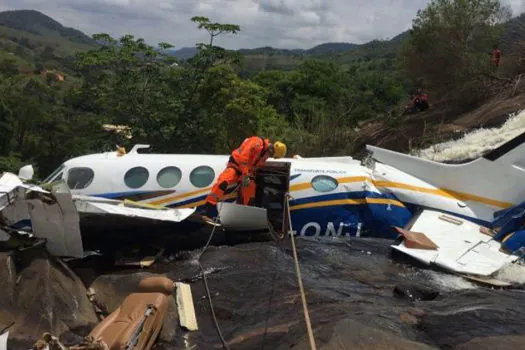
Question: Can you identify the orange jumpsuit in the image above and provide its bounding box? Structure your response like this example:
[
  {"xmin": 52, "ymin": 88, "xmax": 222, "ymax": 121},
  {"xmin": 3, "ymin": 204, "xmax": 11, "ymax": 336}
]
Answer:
[
  {"xmin": 492, "ymin": 49, "xmax": 501, "ymax": 67},
  {"xmin": 206, "ymin": 136, "xmax": 271, "ymax": 206}
]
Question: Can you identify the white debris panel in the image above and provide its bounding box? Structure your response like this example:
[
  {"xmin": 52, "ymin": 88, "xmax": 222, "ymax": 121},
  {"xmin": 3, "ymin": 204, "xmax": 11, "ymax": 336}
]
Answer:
[
  {"xmin": 1, "ymin": 172, "xmax": 84, "ymax": 258},
  {"xmin": 217, "ymin": 202, "xmax": 270, "ymax": 231},
  {"xmin": 391, "ymin": 210, "xmax": 518, "ymax": 277},
  {"xmin": 74, "ymin": 199, "xmax": 196, "ymax": 222},
  {"xmin": 0, "ymin": 172, "xmax": 48, "ymax": 211},
  {"xmin": 1, "ymin": 173, "xmax": 196, "ymax": 258}
]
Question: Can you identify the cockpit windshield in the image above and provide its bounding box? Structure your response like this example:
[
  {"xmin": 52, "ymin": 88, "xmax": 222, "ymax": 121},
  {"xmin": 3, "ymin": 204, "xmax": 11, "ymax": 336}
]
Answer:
[{"xmin": 43, "ymin": 164, "xmax": 65, "ymax": 183}]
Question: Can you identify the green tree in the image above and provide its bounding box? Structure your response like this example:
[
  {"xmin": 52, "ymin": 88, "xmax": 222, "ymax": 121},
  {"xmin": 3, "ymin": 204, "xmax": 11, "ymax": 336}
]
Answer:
[
  {"xmin": 74, "ymin": 33, "xmax": 180, "ymax": 150},
  {"xmin": 197, "ymin": 65, "xmax": 287, "ymax": 151},
  {"xmin": 403, "ymin": 0, "xmax": 511, "ymax": 94},
  {"xmin": 181, "ymin": 17, "xmax": 243, "ymax": 131},
  {"xmin": 72, "ymin": 17, "xmax": 286, "ymax": 156},
  {"xmin": 0, "ymin": 57, "xmax": 20, "ymax": 77}
]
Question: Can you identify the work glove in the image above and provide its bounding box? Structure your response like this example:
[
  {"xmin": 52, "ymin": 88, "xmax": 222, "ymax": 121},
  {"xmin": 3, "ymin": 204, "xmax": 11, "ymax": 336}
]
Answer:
[{"xmin": 242, "ymin": 175, "xmax": 250, "ymax": 187}]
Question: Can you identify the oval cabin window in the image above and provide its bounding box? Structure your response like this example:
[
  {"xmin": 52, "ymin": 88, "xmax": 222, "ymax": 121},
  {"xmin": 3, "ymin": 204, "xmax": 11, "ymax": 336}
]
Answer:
[
  {"xmin": 190, "ymin": 166, "xmax": 215, "ymax": 188},
  {"xmin": 124, "ymin": 166, "xmax": 149, "ymax": 189},
  {"xmin": 67, "ymin": 168, "xmax": 95, "ymax": 190},
  {"xmin": 157, "ymin": 166, "xmax": 182, "ymax": 188},
  {"xmin": 311, "ymin": 175, "xmax": 339, "ymax": 193}
]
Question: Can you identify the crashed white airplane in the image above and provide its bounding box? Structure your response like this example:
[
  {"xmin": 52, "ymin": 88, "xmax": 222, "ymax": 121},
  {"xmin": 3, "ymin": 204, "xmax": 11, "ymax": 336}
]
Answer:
[
  {"xmin": 39, "ymin": 132, "xmax": 525, "ymax": 237},
  {"xmin": 39, "ymin": 144, "xmax": 410, "ymax": 238},
  {"xmin": 4, "ymin": 132, "xmax": 525, "ymax": 280}
]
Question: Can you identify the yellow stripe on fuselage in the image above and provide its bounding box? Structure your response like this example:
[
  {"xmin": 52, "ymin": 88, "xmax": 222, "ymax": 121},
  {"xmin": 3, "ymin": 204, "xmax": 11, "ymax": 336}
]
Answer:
[
  {"xmin": 290, "ymin": 176, "xmax": 513, "ymax": 209},
  {"xmin": 148, "ymin": 175, "xmax": 513, "ymax": 211},
  {"xmin": 150, "ymin": 187, "xmax": 212, "ymax": 206},
  {"xmin": 372, "ymin": 180, "xmax": 512, "ymax": 209},
  {"xmin": 290, "ymin": 198, "xmax": 405, "ymax": 211}
]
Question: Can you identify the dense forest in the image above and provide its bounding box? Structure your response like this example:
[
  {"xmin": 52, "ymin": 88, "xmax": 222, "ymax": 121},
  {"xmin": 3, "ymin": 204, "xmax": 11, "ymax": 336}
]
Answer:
[{"xmin": 1, "ymin": 0, "xmax": 524, "ymax": 179}]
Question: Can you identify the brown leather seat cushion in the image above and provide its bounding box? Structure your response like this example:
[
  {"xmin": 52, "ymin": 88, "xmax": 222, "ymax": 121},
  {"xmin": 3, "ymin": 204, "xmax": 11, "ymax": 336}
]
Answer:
[
  {"xmin": 138, "ymin": 277, "xmax": 175, "ymax": 295},
  {"xmin": 89, "ymin": 276, "xmax": 175, "ymax": 350}
]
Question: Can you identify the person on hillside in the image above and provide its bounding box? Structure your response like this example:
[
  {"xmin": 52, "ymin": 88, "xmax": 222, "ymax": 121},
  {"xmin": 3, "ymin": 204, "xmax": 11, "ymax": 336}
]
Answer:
[
  {"xmin": 202, "ymin": 136, "xmax": 287, "ymax": 220},
  {"xmin": 405, "ymin": 88, "xmax": 429, "ymax": 114},
  {"xmin": 491, "ymin": 46, "xmax": 501, "ymax": 69}
]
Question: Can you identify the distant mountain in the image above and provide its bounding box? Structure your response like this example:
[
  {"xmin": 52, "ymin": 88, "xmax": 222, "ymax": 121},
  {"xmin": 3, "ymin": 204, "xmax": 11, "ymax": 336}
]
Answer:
[
  {"xmin": 161, "ymin": 34, "xmax": 410, "ymax": 75},
  {"xmin": 235, "ymin": 32, "xmax": 411, "ymax": 73},
  {"xmin": 164, "ymin": 46, "xmax": 198, "ymax": 60},
  {"xmin": 0, "ymin": 9, "xmax": 411, "ymax": 76},
  {"xmin": 237, "ymin": 46, "xmax": 303, "ymax": 56},
  {"xmin": 236, "ymin": 43, "xmax": 360, "ymax": 56},
  {"xmin": 307, "ymin": 42, "xmax": 359, "ymax": 55},
  {"xmin": 165, "ymin": 35, "xmax": 408, "ymax": 63},
  {"xmin": 499, "ymin": 13, "xmax": 525, "ymax": 52},
  {"xmin": 0, "ymin": 9, "xmax": 95, "ymax": 46},
  {"xmin": 0, "ymin": 9, "xmax": 97, "ymax": 75}
]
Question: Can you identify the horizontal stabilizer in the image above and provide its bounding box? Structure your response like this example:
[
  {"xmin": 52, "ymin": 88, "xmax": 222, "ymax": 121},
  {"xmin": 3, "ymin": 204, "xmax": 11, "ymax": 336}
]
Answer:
[{"xmin": 391, "ymin": 210, "xmax": 518, "ymax": 277}]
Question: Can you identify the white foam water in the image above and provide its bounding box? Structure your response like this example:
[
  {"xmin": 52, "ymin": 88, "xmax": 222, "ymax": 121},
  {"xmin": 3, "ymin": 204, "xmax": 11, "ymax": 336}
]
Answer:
[
  {"xmin": 398, "ymin": 110, "xmax": 525, "ymax": 288},
  {"xmin": 414, "ymin": 110, "xmax": 525, "ymax": 163},
  {"xmin": 494, "ymin": 262, "xmax": 525, "ymax": 284},
  {"xmin": 424, "ymin": 271, "xmax": 479, "ymax": 290}
]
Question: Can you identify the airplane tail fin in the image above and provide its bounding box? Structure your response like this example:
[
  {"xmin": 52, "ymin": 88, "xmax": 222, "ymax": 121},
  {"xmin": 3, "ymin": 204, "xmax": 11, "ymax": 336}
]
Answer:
[
  {"xmin": 481, "ymin": 132, "xmax": 525, "ymax": 165},
  {"xmin": 366, "ymin": 131, "xmax": 525, "ymax": 220}
]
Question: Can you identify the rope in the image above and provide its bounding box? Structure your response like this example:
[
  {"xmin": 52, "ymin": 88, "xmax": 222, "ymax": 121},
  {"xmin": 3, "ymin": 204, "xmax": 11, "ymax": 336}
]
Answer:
[
  {"xmin": 198, "ymin": 184, "xmax": 316, "ymax": 350},
  {"xmin": 197, "ymin": 208, "xmax": 231, "ymax": 350},
  {"xmin": 286, "ymin": 195, "xmax": 317, "ymax": 350}
]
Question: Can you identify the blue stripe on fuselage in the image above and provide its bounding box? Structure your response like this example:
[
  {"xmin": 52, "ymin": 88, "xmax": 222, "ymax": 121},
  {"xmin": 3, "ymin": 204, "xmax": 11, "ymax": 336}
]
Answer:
[
  {"xmin": 290, "ymin": 173, "xmax": 301, "ymax": 182},
  {"xmin": 289, "ymin": 190, "xmax": 404, "ymax": 206},
  {"xmin": 291, "ymin": 203, "xmax": 413, "ymax": 238},
  {"xmin": 93, "ymin": 190, "xmax": 153, "ymax": 199},
  {"xmin": 87, "ymin": 189, "xmax": 489, "ymax": 239}
]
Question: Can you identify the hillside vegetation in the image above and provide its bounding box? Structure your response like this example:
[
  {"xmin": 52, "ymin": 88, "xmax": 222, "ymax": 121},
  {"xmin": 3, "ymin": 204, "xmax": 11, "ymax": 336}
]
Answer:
[
  {"xmin": 0, "ymin": 10, "xmax": 96, "ymax": 76},
  {"xmin": 1, "ymin": 1, "xmax": 525, "ymax": 179}
]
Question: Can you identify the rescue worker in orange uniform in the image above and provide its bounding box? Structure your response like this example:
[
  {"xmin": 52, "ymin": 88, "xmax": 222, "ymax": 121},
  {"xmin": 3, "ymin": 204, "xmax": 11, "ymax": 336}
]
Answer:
[
  {"xmin": 491, "ymin": 46, "xmax": 501, "ymax": 68},
  {"xmin": 202, "ymin": 137, "xmax": 287, "ymax": 219}
]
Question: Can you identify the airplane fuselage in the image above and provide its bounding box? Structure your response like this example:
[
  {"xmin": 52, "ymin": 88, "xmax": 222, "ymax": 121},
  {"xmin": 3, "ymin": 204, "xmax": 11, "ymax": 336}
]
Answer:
[
  {"xmin": 42, "ymin": 139, "xmax": 525, "ymax": 239},
  {"xmin": 42, "ymin": 146, "xmax": 411, "ymax": 238}
]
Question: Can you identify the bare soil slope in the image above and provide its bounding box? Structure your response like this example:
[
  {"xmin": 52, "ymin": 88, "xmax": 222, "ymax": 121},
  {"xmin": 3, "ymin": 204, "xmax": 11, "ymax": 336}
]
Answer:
[{"xmin": 351, "ymin": 87, "xmax": 525, "ymax": 157}]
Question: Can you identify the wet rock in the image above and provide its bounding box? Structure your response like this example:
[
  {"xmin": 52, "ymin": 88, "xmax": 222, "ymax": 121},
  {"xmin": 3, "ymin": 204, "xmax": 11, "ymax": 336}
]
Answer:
[
  {"xmin": 407, "ymin": 307, "xmax": 426, "ymax": 317},
  {"xmin": 0, "ymin": 252, "xmax": 16, "ymax": 305},
  {"xmin": 292, "ymin": 318, "xmax": 436, "ymax": 350},
  {"xmin": 0, "ymin": 252, "xmax": 17, "ymax": 346},
  {"xmin": 156, "ymin": 238, "xmax": 525, "ymax": 349},
  {"xmin": 167, "ymin": 240, "xmax": 440, "ymax": 349},
  {"xmin": 418, "ymin": 289, "xmax": 525, "ymax": 348},
  {"xmin": 393, "ymin": 284, "xmax": 440, "ymax": 301},
  {"xmin": 455, "ymin": 335, "xmax": 525, "ymax": 350},
  {"xmin": 1, "ymin": 249, "xmax": 98, "ymax": 348},
  {"xmin": 400, "ymin": 312, "xmax": 419, "ymax": 325},
  {"xmin": 6, "ymin": 236, "xmax": 524, "ymax": 349},
  {"xmin": 158, "ymin": 297, "xmax": 179, "ymax": 343}
]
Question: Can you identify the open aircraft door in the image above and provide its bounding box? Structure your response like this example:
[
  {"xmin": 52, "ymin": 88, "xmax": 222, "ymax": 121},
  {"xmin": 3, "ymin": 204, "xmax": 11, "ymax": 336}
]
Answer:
[{"xmin": 218, "ymin": 160, "xmax": 291, "ymax": 240}]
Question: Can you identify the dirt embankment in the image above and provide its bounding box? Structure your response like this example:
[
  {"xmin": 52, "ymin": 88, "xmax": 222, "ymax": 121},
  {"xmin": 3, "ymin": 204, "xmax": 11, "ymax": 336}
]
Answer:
[{"xmin": 350, "ymin": 84, "xmax": 525, "ymax": 157}]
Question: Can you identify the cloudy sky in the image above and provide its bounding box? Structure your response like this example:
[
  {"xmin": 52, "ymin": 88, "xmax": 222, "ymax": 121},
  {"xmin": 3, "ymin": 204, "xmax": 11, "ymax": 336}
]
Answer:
[{"xmin": 2, "ymin": 0, "xmax": 525, "ymax": 50}]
